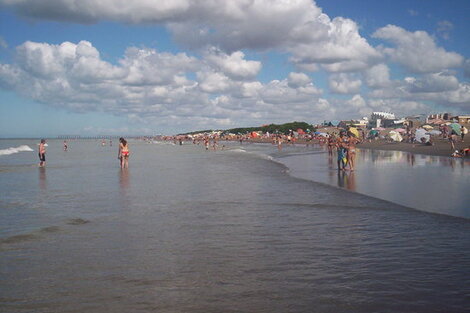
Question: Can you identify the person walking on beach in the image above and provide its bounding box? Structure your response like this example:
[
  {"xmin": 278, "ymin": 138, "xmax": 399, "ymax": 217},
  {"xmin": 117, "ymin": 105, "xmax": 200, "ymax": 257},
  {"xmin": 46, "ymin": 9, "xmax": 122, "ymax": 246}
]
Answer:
[
  {"xmin": 63, "ymin": 140, "xmax": 68, "ymax": 151},
  {"xmin": 118, "ymin": 137, "xmax": 130, "ymax": 168},
  {"xmin": 461, "ymin": 125, "xmax": 467, "ymax": 142},
  {"xmin": 449, "ymin": 131, "xmax": 458, "ymax": 151},
  {"xmin": 38, "ymin": 139, "xmax": 46, "ymax": 167}
]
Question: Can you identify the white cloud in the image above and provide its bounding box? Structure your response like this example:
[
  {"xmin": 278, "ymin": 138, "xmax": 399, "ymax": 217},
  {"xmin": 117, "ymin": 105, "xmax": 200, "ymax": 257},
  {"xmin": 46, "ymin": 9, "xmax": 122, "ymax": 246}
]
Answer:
[
  {"xmin": 287, "ymin": 72, "xmax": 311, "ymax": 88},
  {"xmin": 436, "ymin": 20, "xmax": 453, "ymax": 40},
  {"xmin": 0, "ymin": 40, "xmax": 330, "ymax": 130},
  {"xmin": 373, "ymin": 25, "xmax": 463, "ymax": 73},
  {"xmin": 363, "ymin": 64, "xmax": 391, "ymax": 88},
  {"xmin": 329, "ymin": 73, "xmax": 362, "ymax": 94},
  {"xmin": 405, "ymin": 73, "xmax": 459, "ymax": 93},
  {"xmin": 203, "ymin": 48, "xmax": 261, "ymax": 80},
  {"xmin": 1, "ymin": 0, "xmax": 380, "ymax": 72}
]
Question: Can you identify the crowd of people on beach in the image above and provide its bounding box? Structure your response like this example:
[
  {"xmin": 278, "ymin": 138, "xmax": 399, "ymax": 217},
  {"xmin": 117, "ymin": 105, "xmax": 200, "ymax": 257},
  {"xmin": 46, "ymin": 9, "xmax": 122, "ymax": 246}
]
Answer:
[{"xmin": 36, "ymin": 121, "xmax": 470, "ymax": 170}]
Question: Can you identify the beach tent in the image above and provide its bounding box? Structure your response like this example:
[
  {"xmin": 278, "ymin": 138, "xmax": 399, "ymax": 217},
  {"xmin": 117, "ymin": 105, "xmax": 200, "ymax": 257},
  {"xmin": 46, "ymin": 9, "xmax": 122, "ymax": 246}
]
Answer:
[
  {"xmin": 389, "ymin": 130, "xmax": 403, "ymax": 142},
  {"xmin": 297, "ymin": 128, "xmax": 305, "ymax": 135},
  {"xmin": 349, "ymin": 127, "xmax": 359, "ymax": 138},
  {"xmin": 250, "ymin": 131, "xmax": 259, "ymax": 138},
  {"xmin": 449, "ymin": 123, "xmax": 462, "ymax": 136},
  {"xmin": 415, "ymin": 128, "xmax": 430, "ymax": 143}
]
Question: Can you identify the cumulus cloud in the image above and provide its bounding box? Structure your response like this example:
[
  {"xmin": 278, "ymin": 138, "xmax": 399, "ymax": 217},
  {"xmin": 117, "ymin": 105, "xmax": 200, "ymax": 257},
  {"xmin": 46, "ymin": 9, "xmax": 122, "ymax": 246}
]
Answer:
[
  {"xmin": 0, "ymin": 40, "xmax": 331, "ymax": 130},
  {"xmin": 405, "ymin": 73, "xmax": 459, "ymax": 93},
  {"xmin": 373, "ymin": 25, "xmax": 463, "ymax": 73},
  {"xmin": 1, "ymin": 0, "xmax": 380, "ymax": 72},
  {"xmin": 363, "ymin": 64, "xmax": 391, "ymax": 88},
  {"xmin": 202, "ymin": 48, "xmax": 261, "ymax": 80},
  {"xmin": 329, "ymin": 73, "xmax": 362, "ymax": 94}
]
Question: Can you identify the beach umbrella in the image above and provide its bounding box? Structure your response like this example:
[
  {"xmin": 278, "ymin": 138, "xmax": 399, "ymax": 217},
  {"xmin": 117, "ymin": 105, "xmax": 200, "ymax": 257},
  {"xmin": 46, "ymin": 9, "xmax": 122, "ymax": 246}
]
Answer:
[
  {"xmin": 318, "ymin": 132, "xmax": 329, "ymax": 137},
  {"xmin": 394, "ymin": 128, "xmax": 406, "ymax": 133},
  {"xmin": 373, "ymin": 127, "xmax": 385, "ymax": 131},
  {"xmin": 415, "ymin": 128, "xmax": 430, "ymax": 143},
  {"xmin": 349, "ymin": 127, "xmax": 359, "ymax": 138},
  {"xmin": 448, "ymin": 123, "xmax": 461, "ymax": 136},
  {"xmin": 422, "ymin": 125, "xmax": 433, "ymax": 130},
  {"xmin": 369, "ymin": 130, "xmax": 379, "ymax": 136},
  {"xmin": 389, "ymin": 130, "xmax": 403, "ymax": 142}
]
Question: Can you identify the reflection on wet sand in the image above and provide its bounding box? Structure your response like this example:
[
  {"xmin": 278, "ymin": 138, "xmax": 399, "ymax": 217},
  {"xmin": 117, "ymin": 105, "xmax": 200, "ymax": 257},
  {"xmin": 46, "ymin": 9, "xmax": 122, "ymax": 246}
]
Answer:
[
  {"xmin": 328, "ymin": 155, "xmax": 357, "ymax": 191},
  {"xmin": 119, "ymin": 168, "xmax": 130, "ymax": 192},
  {"xmin": 38, "ymin": 167, "xmax": 46, "ymax": 190},
  {"xmin": 280, "ymin": 147, "xmax": 470, "ymax": 218}
]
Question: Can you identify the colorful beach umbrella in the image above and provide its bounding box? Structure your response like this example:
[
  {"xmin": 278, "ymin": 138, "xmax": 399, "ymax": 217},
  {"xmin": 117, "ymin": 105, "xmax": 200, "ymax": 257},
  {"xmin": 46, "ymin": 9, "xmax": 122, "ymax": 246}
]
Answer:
[
  {"xmin": 449, "ymin": 123, "xmax": 461, "ymax": 136},
  {"xmin": 349, "ymin": 127, "xmax": 359, "ymax": 138}
]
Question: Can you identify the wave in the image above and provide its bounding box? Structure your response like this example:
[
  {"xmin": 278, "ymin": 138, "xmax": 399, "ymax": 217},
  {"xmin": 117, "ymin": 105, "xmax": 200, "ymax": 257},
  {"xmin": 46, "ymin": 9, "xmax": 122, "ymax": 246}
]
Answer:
[{"xmin": 0, "ymin": 145, "xmax": 34, "ymax": 156}]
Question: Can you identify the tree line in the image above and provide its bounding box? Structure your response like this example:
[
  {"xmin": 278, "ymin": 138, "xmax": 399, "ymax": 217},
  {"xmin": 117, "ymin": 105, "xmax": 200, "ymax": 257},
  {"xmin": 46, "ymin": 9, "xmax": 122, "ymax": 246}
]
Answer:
[{"xmin": 180, "ymin": 121, "xmax": 316, "ymax": 136}]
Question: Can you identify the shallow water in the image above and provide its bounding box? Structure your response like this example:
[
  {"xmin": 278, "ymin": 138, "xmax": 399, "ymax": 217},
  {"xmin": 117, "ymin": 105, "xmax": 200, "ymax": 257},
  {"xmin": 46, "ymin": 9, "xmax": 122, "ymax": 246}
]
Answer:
[
  {"xmin": 1, "ymin": 139, "xmax": 469, "ymax": 313},
  {"xmin": 275, "ymin": 144, "xmax": 470, "ymax": 219}
]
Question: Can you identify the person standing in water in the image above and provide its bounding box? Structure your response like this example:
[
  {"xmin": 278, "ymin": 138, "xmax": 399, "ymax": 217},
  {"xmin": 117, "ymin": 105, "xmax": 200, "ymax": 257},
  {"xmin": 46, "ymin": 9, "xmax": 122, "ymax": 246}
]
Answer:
[
  {"xmin": 346, "ymin": 132, "xmax": 360, "ymax": 171},
  {"xmin": 336, "ymin": 132, "xmax": 347, "ymax": 171},
  {"xmin": 38, "ymin": 139, "xmax": 46, "ymax": 167},
  {"xmin": 118, "ymin": 137, "xmax": 130, "ymax": 168}
]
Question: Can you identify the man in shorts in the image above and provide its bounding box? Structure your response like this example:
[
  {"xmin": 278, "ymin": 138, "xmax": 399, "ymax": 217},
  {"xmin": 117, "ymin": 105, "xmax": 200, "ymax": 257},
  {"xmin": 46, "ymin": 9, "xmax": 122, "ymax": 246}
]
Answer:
[{"xmin": 38, "ymin": 139, "xmax": 46, "ymax": 167}]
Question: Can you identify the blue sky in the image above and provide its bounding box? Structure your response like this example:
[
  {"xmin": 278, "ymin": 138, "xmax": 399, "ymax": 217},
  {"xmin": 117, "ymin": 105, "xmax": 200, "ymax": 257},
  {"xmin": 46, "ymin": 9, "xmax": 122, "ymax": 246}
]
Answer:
[{"xmin": 0, "ymin": 0, "xmax": 469, "ymax": 137}]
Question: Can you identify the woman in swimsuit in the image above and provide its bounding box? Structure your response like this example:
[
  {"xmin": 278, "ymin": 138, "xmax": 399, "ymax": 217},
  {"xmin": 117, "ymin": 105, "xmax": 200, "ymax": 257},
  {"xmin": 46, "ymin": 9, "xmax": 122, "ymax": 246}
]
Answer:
[
  {"xmin": 346, "ymin": 132, "xmax": 360, "ymax": 171},
  {"xmin": 118, "ymin": 137, "xmax": 130, "ymax": 168}
]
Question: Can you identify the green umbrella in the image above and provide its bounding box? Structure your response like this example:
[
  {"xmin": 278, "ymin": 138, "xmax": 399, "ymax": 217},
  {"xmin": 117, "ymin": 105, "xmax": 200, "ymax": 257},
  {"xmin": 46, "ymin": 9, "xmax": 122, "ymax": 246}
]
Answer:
[{"xmin": 449, "ymin": 123, "xmax": 461, "ymax": 136}]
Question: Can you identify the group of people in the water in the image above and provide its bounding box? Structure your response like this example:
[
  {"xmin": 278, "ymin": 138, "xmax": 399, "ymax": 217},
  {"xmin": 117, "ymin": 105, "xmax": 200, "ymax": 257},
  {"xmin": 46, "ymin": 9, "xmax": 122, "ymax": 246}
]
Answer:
[
  {"xmin": 326, "ymin": 130, "xmax": 360, "ymax": 171},
  {"xmin": 39, "ymin": 137, "xmax": 130, "ymax": 169}
]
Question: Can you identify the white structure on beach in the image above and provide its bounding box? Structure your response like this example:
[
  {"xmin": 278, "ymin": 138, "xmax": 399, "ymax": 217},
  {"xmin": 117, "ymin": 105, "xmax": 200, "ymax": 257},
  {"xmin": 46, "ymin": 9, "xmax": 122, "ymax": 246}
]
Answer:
[{"xmin": 369, "ymin": 112, "xmax": 396, "ymax": 128}]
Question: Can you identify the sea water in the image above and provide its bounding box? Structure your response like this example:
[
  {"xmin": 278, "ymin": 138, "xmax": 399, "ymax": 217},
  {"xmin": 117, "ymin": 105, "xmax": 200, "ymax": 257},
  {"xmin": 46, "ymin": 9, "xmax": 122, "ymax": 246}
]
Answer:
[{"xmin": 0, "ymin": 139, "xmax": 469, "ymax": 313}]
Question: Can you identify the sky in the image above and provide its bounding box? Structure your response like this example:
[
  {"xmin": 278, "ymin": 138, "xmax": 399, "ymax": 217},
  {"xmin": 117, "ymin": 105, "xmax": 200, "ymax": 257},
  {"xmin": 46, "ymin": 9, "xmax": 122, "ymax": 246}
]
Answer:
[{"xmin": 0, "ymin": 0, "xmax": 469, "ymax": 137}]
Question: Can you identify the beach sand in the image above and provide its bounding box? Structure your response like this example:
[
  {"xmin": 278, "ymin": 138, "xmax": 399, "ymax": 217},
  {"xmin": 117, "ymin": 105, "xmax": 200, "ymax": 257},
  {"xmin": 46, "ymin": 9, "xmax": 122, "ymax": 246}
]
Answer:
[
  {"xmin": 357, "ymin": 137, "xmax": 468, "ymax": 157},
  {"xmin": 243, "ymin": 136, "xmax": 469, "ymax": 158}
]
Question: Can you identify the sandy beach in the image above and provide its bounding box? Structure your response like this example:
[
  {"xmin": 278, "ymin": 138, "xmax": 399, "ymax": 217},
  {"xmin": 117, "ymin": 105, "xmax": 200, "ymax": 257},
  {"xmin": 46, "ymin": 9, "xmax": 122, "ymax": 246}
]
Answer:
[
  {"xmin": 243, "ymin": 136, "xmax": 469, "ymax": 158},
  {"xmin": 357, "ymin": 137, "xmax": 469, "ymax": 157}
]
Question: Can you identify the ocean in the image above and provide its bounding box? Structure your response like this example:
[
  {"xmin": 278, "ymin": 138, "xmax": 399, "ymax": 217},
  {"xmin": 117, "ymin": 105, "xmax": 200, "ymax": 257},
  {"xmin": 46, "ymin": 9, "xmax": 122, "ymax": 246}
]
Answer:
[{"xmin": 1, "ymin": 139, "xmax": 469, "ymax": 313}]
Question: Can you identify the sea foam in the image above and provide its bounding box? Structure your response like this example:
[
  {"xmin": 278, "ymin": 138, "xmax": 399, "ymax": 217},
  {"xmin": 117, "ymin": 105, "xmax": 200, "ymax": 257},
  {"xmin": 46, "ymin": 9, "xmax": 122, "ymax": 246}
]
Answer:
[{"xmin": 0, "ymin": 145, "xmax": 34, "ymax": 156}]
